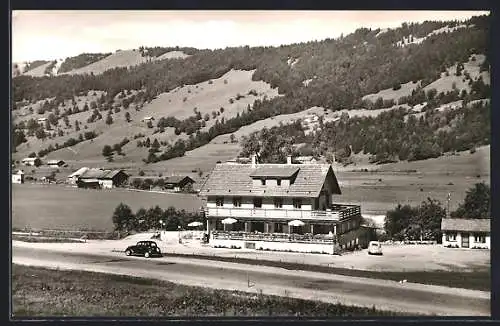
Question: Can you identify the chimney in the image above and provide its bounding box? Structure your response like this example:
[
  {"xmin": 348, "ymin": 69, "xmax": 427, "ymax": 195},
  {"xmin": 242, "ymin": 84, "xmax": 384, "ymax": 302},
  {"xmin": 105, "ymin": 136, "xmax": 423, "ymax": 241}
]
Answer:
[
  {"xmin": 251, "ymin": 154, "xmax": 257, "ymax": 168},
  {"xmin": 287, "ymin": 156, "xmax": 292, "ymax": 165}
]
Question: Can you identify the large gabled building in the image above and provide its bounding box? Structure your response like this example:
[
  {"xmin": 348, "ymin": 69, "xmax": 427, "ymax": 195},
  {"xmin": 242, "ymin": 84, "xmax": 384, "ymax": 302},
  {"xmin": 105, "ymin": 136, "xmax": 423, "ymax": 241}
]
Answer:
[
  {"xmin": 198, "ymin": 155, "xmax": 369, "ymax": 254},
  {"xmin": 76, "ymin": 168, "xmax": 128, "ymax": 189}
]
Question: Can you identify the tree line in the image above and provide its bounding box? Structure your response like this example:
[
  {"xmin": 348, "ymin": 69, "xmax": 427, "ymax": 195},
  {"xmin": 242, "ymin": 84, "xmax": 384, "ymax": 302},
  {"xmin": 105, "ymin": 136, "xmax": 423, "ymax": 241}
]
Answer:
[{"xmin": 111, "ymin": 203, "xmax": 202, "ymax": 233}]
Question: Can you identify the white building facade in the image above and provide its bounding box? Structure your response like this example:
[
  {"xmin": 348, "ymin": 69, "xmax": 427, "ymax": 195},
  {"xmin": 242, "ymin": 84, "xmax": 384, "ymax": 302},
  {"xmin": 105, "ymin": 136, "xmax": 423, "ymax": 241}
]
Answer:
[
  {"xmin": 441, "ymin": 218, "xmax": 490, "ymax": 249},
  {"xmin": 199, "ymin": 156, "xmax": 369, "ymax": 254},
  {"xmin": 12, "ymin": 170, "xmax": 25, "ymax": 184}
]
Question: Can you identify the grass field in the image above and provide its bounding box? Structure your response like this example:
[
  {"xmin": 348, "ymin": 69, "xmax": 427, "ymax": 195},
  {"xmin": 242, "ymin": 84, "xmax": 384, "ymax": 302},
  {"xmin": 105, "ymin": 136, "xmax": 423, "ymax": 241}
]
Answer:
[
  {"xmin": 12, "ymin": 264, "xmax": 399, "ymax": 317},
  {"xmin": 12, "ymin": 184, "xmax": 202, "ymax": 231}
]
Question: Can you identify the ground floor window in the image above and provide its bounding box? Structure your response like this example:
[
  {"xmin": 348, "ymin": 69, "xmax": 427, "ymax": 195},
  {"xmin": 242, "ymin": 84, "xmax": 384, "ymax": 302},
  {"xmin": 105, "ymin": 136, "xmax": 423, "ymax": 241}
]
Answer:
[
  {"xmin": 446, "ymin": 233, "xmax": 457, "ymax": 241},
  {"xmin": 274, "ymin": 223, "xmax": 284, "ymax": 233},
  {"xmin": 474, "ymin": 234, "xmax": 486, "ymax": 243}
]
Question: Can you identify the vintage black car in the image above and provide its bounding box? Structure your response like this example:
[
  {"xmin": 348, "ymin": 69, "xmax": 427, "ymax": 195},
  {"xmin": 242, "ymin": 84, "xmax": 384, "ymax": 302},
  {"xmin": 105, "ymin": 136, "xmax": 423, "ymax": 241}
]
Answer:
[{"xmin": 125, "ymin": 240, "xmax": 162, "ymax": 258}]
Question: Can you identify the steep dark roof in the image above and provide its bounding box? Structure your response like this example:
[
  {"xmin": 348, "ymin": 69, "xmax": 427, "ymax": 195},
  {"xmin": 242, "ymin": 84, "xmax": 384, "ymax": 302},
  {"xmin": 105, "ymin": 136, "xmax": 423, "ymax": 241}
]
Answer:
[
  {"xmin": 250, "ymin": 166, "xmax": 300, "ymax": 178},
  {"xmin": 199, "ymin": 163, "xmax": 341, "ymax": 198},
  {"xmin": 79, "ymin": 169, "xmax": 127, "ymax": 179},
  {"xmin": 441, "ymin": 218, "xmax": 490, "ymax": 232},
  {"xmin": 164, "ymin": 176, "xmax": 194, "ymax": 184}
]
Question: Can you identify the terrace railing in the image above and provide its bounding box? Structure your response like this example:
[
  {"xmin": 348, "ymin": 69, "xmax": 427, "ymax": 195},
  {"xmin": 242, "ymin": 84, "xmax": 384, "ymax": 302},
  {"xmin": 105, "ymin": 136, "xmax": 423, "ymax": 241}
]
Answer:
[
  {"xmin": 205, "ymin": 204, "xmax": 360, "ymax": 222},
  {"xmin": 212, "ymin": 231, "xmax": 336, "ymax": 244}
]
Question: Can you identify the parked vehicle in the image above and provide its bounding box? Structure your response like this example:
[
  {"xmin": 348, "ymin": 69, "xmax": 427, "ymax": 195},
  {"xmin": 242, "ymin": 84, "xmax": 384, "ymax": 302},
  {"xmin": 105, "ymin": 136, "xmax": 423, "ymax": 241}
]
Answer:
[
  {"xmin": 368, "ymin": 241, "xmax": 383, "ymax": 255},
  {"xmin": 125, "ymin": 240, "xmax": 162, "ymax": 258}
]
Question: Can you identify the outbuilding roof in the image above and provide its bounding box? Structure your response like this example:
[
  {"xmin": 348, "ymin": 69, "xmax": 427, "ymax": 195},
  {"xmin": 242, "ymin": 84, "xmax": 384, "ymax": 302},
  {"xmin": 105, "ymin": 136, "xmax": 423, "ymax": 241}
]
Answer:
[
  {"xmin": 199, "ymin": 163, "xmax": 341, "ymax": 198},
  {"xmin": 164, "ymin": 176, "xmax": 194, "ymax": 184},
  {"xmin": 79, "ymin": 168, "xmax": 127, "ymax": 179},
  {"xmin": 68, "ymin": 167, "xmax": 89, "ymax": 178},
  {"xmin": 441, "ymin": 218, "xmax": 490, "ymax": 233}
]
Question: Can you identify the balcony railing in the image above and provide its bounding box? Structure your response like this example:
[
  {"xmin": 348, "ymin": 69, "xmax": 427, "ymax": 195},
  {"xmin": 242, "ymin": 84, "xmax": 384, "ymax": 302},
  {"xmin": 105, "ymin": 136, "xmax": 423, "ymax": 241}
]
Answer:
[
  {"xmin": 212, "ymin": 231, "xmax": 336, "ymax": 244},
  {"xmin": 205, "ymin": 204, "xmax": 360, "ymax": 222}
]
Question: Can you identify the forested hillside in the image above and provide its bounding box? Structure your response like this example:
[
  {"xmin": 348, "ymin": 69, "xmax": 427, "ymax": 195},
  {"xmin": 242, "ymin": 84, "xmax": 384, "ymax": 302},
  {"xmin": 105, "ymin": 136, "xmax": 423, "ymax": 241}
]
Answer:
[{"xmin": 11, "ymin": 14, "xmax": 490, "ymax": 167}]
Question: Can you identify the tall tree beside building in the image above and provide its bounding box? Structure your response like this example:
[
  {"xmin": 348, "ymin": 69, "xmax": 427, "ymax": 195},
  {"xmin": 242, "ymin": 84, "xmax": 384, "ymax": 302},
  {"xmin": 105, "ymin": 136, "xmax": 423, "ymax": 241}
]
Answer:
[{"xmin": 451, "ymin": 182, "xmax": 490, "ymax": 219}]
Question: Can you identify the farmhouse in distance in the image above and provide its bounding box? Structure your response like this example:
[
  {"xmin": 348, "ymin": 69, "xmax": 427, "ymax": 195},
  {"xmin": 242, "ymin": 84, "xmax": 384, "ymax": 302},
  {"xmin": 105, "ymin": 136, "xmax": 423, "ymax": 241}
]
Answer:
[{"xmin": 76, "ymin": 168, "xmax": 128, "ymax": 189}]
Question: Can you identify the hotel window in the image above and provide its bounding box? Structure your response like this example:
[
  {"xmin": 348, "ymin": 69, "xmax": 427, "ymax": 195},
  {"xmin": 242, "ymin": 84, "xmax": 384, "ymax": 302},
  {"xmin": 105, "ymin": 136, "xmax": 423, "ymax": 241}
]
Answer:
[
  {"xmin": 446, "ymin": 233, "xmax": 457, "ymax": 241},
  {"xmin": 277, "ymin": 179, "xmax": 282, "ymax": 186},
  {"xmin": 215, "ymin": 197, "xmax": 224, "ymax": 207},
  {"xmin": 474, "ymin": 234, "xmax": 486, "ymax": 243},
  {"xmin": 261, "ymin": 179, "xmax": 266, "ymax": 186},
  {"xmin": 233, "ymin": 197, "xmax": 242, "ymax": 207},
  {"xmin": 253, "ymin": 198, "xmax": 262, "ymax": 208},
  {"xmin": 293, "ymin": 199, "xmax": 302, "ymax": 209},
  {"xmin": 274, "ymin": 198, "xmax": 283, "ymax": 208}
]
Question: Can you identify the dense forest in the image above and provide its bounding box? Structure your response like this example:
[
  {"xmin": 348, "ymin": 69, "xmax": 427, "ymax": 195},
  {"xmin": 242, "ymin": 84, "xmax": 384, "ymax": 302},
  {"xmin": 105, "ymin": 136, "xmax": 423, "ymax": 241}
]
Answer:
[{"xmin": 240, "ymin": 100, "xmax": 490, "ymax": 164}]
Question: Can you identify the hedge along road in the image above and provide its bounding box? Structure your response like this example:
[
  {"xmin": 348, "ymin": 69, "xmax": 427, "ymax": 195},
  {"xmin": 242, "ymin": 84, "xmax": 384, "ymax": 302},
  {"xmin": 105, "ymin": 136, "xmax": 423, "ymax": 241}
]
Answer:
[{"xmin": 12, "ymin": 246, "xmax": 490, "ymax": 316}]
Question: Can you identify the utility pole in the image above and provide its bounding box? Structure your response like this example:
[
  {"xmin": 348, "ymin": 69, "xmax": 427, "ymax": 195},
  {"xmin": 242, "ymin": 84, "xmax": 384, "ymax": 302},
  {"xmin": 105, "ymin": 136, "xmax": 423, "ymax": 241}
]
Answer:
[{"xmin": 447, "ymin": 192, "xmax": 451, "ymax": 218}]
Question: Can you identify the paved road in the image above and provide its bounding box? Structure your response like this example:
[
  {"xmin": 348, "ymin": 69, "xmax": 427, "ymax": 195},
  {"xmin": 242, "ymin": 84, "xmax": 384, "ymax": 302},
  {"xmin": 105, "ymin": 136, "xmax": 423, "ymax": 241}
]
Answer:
[{"xmin": 12, "ymin": 246, "xmax": 490, "ymax": 316}]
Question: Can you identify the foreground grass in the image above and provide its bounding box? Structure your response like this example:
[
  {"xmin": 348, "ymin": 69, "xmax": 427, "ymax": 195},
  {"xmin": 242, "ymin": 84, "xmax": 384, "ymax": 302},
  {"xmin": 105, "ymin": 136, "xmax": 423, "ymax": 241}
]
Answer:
[
  {"xmin": 162, "ymin": 253, "xmax": 490, "ymax": 292},
  {"xmin": 12, "ymin": 235, "xmax": 84, "ymax": 243},
  {"xmin": 12, "ymin": 265, "xmax": 401, "ymax": 317}
]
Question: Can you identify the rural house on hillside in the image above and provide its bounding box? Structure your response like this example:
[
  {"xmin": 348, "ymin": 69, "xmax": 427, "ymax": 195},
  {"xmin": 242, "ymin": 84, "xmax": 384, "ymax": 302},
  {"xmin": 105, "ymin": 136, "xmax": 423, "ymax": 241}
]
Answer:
[
  {"xmin": 164, "ymin": 176, "xmax": 195, "ymax": 192},
  {"xmin": 47, "ymin": 159, "xmax": 66, "ymax": 168},
  {"xmin": 21, "ymin": 157, "xmax": 38, "ymax": 166},
  {"xmin": 441, "ymin": 218, "xmax": 490, "ymax": 249},
  {"xmin": 12, "ymin": 170, "xmax": 24, "ymax": 184},
  {"xmin": 67, "ymin": 167, "xmax": 89, "ymax": 185},
  {"xmin": 141, "ymin": 116, "xmax": 155, "ymax": 122},
  {"xmin": 199, "ymin": 155, "xmax": 370, "ymax": 254},
  {"xmin": 76, "ymin": 168, "xmax": 128, "ymax": 189},
  {"xmin": 37, "ymin": 117, "xmax": 47, "ymax": 125}
]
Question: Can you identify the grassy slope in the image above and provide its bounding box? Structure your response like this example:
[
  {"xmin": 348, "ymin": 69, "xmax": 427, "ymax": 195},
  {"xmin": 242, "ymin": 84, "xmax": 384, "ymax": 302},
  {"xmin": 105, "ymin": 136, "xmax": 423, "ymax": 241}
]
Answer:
[
  {"xmin": 63, "ymin": 50, "xmax": 191, "ymax": 75},
  {"xmin": 156, "ymin": 51, "xmax": 190, "ymax": 60},
  {"xmin": 12, "ymin": 264, "xmax": 398, "ymax": 317},
  {"xmin": 13, "ymin": 69, "xmax": 279, "ymax": 168},
  {"xmin": 63, "ymin": 50, "xmax": 149, "ymax": 75},
  {"xmin": 23, "ymin": 62, "xmax": 53, "ymax": 77},
  {"xmin": 362, "ymin": 54, "xmax": 489, "ymax": 102}
]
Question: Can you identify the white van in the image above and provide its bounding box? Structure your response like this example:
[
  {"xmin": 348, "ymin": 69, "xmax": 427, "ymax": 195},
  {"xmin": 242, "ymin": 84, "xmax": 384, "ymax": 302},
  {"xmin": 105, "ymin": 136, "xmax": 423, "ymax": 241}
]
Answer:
[{"xmin": 368, "ymin": 241, "xmax": 383, "ymax": 255}]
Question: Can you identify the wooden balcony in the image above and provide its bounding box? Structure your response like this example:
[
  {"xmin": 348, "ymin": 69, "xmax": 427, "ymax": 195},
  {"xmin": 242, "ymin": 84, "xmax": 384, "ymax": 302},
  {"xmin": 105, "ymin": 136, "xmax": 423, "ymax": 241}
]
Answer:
[{"xmin": 205, "ymin": 204, "xmax": 360, "ymax": 222}]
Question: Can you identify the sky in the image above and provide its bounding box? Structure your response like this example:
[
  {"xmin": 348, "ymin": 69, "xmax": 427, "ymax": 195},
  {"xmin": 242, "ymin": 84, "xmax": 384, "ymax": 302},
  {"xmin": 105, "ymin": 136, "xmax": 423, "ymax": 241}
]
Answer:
[{"xmin": 12, "ymin": 10, "xmax": 489, "ymax": 62}]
